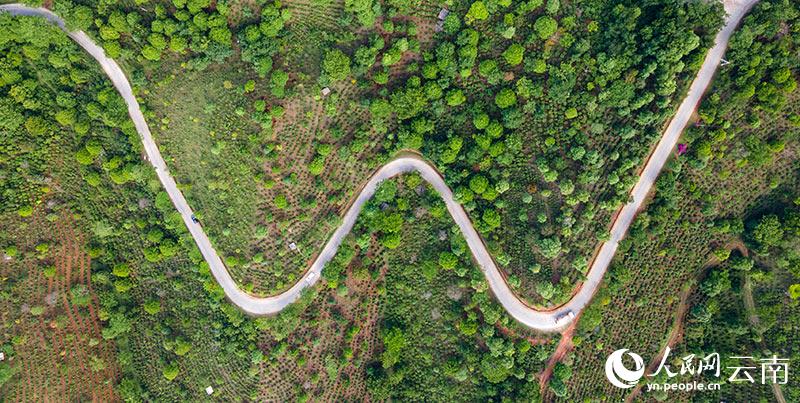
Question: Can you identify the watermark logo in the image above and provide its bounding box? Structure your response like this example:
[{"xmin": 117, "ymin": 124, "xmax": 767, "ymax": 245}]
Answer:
[
  {"xmin": 604, "ymin": 347, "xmax": 790, "ymax": 393},
  {"xmin": 605, "ymin": 349, "xmax": 645, "ymax": 389}
]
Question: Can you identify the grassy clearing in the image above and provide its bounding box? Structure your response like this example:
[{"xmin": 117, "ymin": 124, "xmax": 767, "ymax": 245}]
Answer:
[
  {"xmin": 143, "ymin": 64, "xmax": 390, "ymax": 294},
  {"xmin": 135, "ymin": 0, "xmax": 443, "ymax": 295},
  {"xmin": 143, "ymin": 62, "xmax": 262, "ymax": 281}
]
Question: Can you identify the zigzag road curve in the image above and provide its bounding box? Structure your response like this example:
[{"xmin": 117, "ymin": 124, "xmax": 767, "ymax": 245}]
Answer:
[{"xmin": 0, "ymin": 1, "xmax": 756, "ymax": 332}]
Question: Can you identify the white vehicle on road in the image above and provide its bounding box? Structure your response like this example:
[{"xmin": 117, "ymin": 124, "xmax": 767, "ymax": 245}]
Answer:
[
  {"xmin": 554, "ymin": 311, "xmax": 575, "ymax": 327},
  {"xmin": 305, "ymin": 271, "xmax": 317, "ymax": 285}
]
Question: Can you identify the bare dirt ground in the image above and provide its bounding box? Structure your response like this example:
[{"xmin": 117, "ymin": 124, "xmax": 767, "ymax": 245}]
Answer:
[{"xmin": 539, "ymin": 320, "xmax": 577, "ymax": 389}]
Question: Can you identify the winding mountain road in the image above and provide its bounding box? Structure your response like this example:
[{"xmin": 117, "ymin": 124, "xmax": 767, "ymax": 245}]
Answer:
[{"xmin": 1, "ymin": 0, "xmax": 756, "ymax": 333}]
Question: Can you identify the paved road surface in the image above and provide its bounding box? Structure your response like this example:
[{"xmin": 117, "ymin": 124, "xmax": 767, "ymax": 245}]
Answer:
[
  {"xmin": 549, "ymin": 0, "xmax": 758, "ymax": 331},
  {"xmin": 0, "ymin": 0, "xmax": 756, "ymax": 332}
]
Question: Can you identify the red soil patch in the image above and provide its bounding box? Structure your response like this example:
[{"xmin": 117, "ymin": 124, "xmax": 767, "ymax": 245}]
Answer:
[
  {"xmin": 0, "ymin": 209, "xmax": 120, "ymax": 402},
  {"xmin": 496, "ymin": 322, "xmax": 552, "ymax": 346},
  {"xmin": 539, "ymin": 320, "xmax": 577, "ymax": 389}
]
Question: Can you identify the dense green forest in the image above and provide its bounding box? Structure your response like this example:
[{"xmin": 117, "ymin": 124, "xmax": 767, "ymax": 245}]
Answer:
[
  {"xmin": 0, "ymin": 0, "xmax": 798, "ymax": 401},
  {"xmin": 33, "ymin": 0, "xmax": 726, "ymax": 303}
]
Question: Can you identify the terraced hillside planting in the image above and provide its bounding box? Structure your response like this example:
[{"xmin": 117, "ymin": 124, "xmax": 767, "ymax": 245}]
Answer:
[
  {"xmin": 253, "ymin": 176, "xmax": 558, "ymax": 400},
  {"xmin": 0, "ymin": 13, "xmax": 263, "ymax": 401},
  {"xmin": 0, "ymin": 211, "xmax": 119, "ymax": 401}
]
